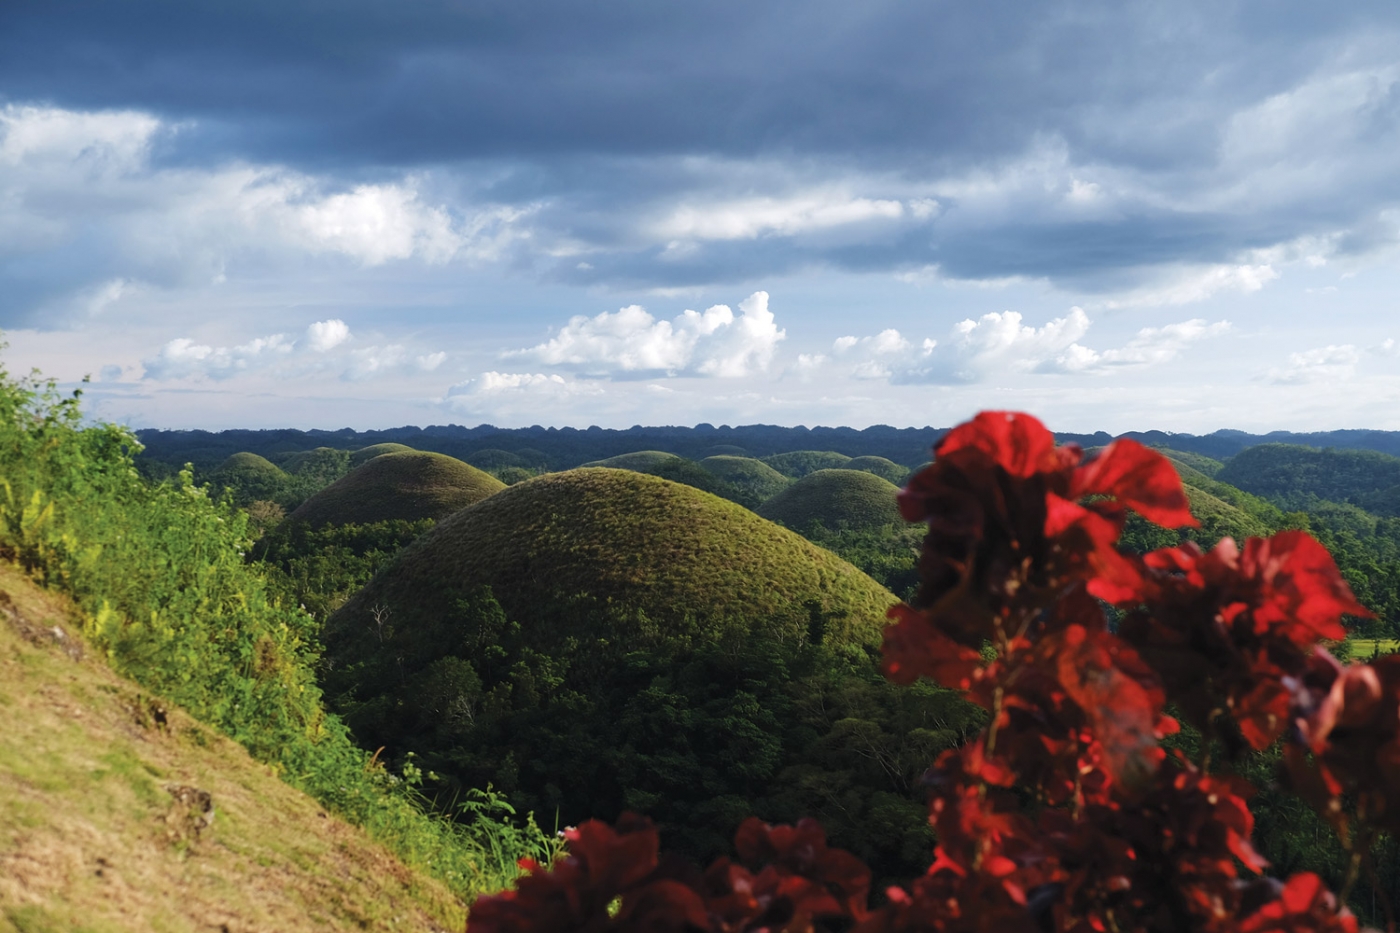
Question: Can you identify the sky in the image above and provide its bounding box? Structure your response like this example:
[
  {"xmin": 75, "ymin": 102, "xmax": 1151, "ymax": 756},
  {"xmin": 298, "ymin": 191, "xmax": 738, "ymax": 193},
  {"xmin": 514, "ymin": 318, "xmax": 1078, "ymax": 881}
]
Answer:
[{"xmin": 1, "ymin": 1, "xmax": 1398, "ymax": 433}]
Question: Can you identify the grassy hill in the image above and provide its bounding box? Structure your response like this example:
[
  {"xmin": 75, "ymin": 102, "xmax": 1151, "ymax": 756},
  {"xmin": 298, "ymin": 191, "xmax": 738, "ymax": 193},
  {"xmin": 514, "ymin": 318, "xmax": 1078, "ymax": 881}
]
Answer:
[
  {"xmin": 0, "ymin": 565, "xmax": 464, "ymax": 933},
  {"xmin": 844, "ymin": 455, "xmax": 909, "ymax": 484},
  {"xmin": 762, "ymin": 450, "xmax": 852, "ymax": 478},
  {"xmin": 1155, "ymin": 447, "xmax": 1225, "ymax": 478},
  {"xmin": 331, "ymin": 469, "xmax": 895, "ymax": 655},
  {"xmin": 699, "ymin": 455, "xmax": 791, "ymax": 504},
  {"xmin": 318, "ymin": 470, "xmax": 968, "ymax": 876},
  {"xmin": 758, "ymin": 469, "xmax": 903, "ymax": 534},
  {"xmin": 287, "ymin": 452, "xmax": 505, "ymax": 529},
  {"xmin": 1217, "ymin": 443, "xmax": 1400, "ymax": 509},
  {"xmin": 349, "ymin": 442, "xmax": 416, "ymax": 468},
  {"xmin": 580, "ymin": 450, "xmax": 681, "ymax": 471}
]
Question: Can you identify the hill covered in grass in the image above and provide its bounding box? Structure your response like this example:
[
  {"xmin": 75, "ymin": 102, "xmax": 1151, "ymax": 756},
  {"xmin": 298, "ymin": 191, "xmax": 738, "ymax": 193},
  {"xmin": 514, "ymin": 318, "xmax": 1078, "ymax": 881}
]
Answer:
[
  {"xmin": 349, "ymin": 442, "xmax": 416, "ymax": 467},
  {"xmin": 580, "ymin": 450, "xmax": 681, "ymax": 470},
  {"xmin": 1217, "ymin": 444, "xmax": 1400, "ymax": 512},
  {"xmin": 332, "ymin": 469, "xmax": 895, "ymax": 655},
  {"xmin": 0, "ymin": 564, "xmax": 465, "ymax": 932},
  {"xmin": 844, "ymin": 455, "xmax": 909, "ymax": 484},
  {"xmin": 322, "ymin": 470, "xmax": 972, "ymax": 877},
  {"xmin": 698, "ymin": 455, "xmax": 791, "ymax": 503},
  {"xmin": 287, "ymin": 451, "xmax": 505, "ymax": 529},
  {"xmin": 758, "ymin": 469, "xmax": 903, "ymax": 533},
  {"xmin": 762, "ymin": 450, "xmax": 852, "ymax": 478}
]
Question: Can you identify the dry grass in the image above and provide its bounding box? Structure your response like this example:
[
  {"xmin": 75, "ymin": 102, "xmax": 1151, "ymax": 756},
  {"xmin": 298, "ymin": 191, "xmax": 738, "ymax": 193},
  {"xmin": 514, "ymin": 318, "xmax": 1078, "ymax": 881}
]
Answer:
[{"xmin": 0, "ymin": 563, "xmax": 465, "ymax": 933}]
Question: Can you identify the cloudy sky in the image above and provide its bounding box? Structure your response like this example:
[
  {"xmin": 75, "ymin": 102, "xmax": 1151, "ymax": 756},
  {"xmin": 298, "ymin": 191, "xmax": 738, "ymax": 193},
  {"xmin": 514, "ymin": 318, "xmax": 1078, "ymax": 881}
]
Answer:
[{"xmin": 2, "ymin": 1, "xmax": 1398, "ymax": 432}]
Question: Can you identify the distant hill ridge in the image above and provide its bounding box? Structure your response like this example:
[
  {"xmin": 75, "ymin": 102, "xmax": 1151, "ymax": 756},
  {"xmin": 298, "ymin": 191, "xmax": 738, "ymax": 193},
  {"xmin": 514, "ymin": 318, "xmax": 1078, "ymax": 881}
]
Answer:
[{"xmin": 136, "ymin": 423, "xmax": 1400, "ymax": 474}]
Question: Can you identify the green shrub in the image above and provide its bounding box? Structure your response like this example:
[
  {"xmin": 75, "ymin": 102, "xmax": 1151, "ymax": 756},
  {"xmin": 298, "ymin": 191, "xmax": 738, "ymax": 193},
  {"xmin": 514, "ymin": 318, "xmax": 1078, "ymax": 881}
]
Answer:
[{"xmin": 0, "ymin": 367, "xmax": 555, "ymax": 901}]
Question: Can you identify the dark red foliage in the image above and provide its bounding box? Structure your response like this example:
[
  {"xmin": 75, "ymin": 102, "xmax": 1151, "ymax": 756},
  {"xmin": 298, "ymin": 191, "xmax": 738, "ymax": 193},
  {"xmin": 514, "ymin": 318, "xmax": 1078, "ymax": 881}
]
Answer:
[{"xmin": 466, "ymin": 412, "xmax": 1387, "ymax": 933}]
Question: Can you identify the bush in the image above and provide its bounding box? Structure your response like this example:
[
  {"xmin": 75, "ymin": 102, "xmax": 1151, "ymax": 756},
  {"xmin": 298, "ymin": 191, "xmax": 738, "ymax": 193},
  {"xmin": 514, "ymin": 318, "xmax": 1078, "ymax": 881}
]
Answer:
[
  {"xmin": 467, "ymin": 412, "xmax": 1385, "ymax": 932},
  {"xmin": 0, "ymin": 367, "xmax": 556, "ymax": 902}
]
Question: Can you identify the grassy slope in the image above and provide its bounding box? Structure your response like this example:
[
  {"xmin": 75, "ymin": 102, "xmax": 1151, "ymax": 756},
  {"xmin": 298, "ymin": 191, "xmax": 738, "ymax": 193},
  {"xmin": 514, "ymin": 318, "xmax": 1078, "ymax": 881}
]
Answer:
[
  {"xmin": 761, "ymin": 451, "xmax": 852, "ymax": 478},
  {"xmin": 350, "ymin": 443, "xmax": 416, "ymax": 468},
  {"xmin": 216, "ymin": 452, "xmax": 285, "ymax": 476},
  {"xmin": 843, "ymin": 456, "xmax": 909, "ymax": 484},
  {"xmin": 0, "ymin": 564, "xmax": 462, "ymax": 933},
  {"xmin": 579, "ymin": 451, "xmax": 680, "ymax": 471},
  {"xmin": 699, "ymin": 456, "xmax": 792, "ymax": 503},
  {"xmin": 288, "ymin": 452, "xmax": 505, "ymax": 528},
  {"xmin": 331, "ymin": 468, "xmax": 896, "ymax": 655},
  {"xmin": 758, "ymin": 469, "xmax": 903, "ymax": 534},
  {"xmin": 1217, "ymin": 443, "xmax": 1400, "ymax": 504}
]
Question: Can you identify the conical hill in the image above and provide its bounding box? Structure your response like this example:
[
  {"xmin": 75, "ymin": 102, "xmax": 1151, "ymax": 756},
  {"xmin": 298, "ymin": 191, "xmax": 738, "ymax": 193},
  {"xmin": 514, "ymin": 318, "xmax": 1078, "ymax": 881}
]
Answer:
[
  {"xmin": 757, "ymin": 469, "xmax": 903, "ymax": 533},
  {"xmin": 350, "ymin": 442, "xmax": 416, "ymax": 467},
  {"xmin": 329, "ymin": 468, "xmax": 895, "ymax": 656},
  {"xmin": 699, "ymin": 455, "xmax": 791, "ymax": 504},
  {"xmin": 580, "ymin": 450, "xmax": 681, "ymax": 471},
  {"xmin": 216, "ymin": 451, "xmax": 285, "ymax": 476},
  {"xmin": 287, "ymin": 451, "xmax": 504, "ymax": 529},
  {"xmin": 844, "ymin": 455, "xmax": 908, "ymax": 484}
]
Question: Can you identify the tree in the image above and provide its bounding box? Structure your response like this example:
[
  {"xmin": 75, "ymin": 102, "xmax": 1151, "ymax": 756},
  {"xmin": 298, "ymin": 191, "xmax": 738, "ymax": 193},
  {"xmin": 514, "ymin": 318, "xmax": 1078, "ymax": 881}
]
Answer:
[{"xmin": 465, "ymin": 411, "xmax": 1382, "ymax": 933}]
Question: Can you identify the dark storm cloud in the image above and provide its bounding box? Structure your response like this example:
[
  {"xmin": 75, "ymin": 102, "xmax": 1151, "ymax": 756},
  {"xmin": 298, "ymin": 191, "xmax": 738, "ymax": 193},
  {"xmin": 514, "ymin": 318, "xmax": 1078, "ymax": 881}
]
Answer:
[
  {"xmin": 4, "ymin": 0, "xmax": 1400, "ymax": 300},
  {"xmin": 0, "ymin": 0, "xmax": 1386, "ymax": 168}
]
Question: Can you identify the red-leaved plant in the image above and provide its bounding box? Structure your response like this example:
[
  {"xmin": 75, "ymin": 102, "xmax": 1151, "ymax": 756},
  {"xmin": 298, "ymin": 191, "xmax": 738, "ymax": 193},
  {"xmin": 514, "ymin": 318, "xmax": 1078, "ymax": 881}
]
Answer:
[{"xmin": 466, "ymin": 411, "xmax": 1391, "ymax": 933}]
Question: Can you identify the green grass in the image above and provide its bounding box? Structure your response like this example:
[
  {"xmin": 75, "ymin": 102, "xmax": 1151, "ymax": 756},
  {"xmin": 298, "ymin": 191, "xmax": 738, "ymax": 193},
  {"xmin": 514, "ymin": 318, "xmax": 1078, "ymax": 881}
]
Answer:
[
  {"xmin": 580, "ymin": 450, "xmax": 681, "ymax": 471},
  {"xmin": 757, "ymin": 469, "xmax": 903, "ymax": 534},
  {"xmin": 1349, "ymin": 639, "xmax": 1400, "ymax": 658},
  {"xmin": 699, "ymin": 455, "xmax": 792, "ymax": 504},
  {"xmin": 349, "ymin": 442, "xmax": 416, "ymax": 468},
  {"xmin": 287, "ymin": 451, "xmax": 505, "ymax": 528},
  {"xmin": 761, "ymin": 450, "xmax": 852, "ymax": 478},
  {"xmin": 844, "ymin": 456, "xmax": 909, "ymax": 484},
  {"xmin": 1153, "ymin": 447, "xmax": 1225, "ymax": 478},
  {"xmin": 0, "ymin": 369, "xmax": 552, "ymax": 905},
  {"xmin": 465, "ymin": 448, "xmax": 528, "ymax": 470},
  {"xmin": 215, "ymin": 451, "xmax": 285, "ymax": 477},
  {"xmin": 330, "ymin": 468, "xmax": 897, "ymax": 657}
]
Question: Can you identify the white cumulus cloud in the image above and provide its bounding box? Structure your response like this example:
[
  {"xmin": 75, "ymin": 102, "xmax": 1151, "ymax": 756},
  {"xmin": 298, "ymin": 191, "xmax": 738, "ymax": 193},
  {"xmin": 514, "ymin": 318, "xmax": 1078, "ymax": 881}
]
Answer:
[
  {"xmin": 508, "ymin": 291, "xmax": 785, "ymax": 378},
  {"xmin": 303, "ymin": 318, "xmax": 351, "ymax": 352}
]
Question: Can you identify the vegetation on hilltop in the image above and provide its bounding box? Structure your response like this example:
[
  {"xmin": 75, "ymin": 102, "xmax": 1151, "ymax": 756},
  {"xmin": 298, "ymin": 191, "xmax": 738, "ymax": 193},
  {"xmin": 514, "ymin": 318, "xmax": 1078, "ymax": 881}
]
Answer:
[
  {"xmin": 761, "ymin": 450, "xmax": 853, "ymax": 478},
  {"xmin": 350, "ymin": 442, "xmax": 416, "ymax": 467},
  {"xmin": 286, "ymin": 450, "xmax": 505, "ymax": 529},
  {"xmin": 322, "ymin": 469, "xmax": 977, "ymax": 878},
  {"xmin": 698, "ymin": 455, "xmax": 791, "ymax": 504},
  {"xmin": 580, "ymin": 450, "xmax": 682, "ymax": 470},
  {"xmin": 1218, "ymin": 443, "xmax": 1400, "ymax": 511},
  {"xmin": 277, "ymin": 446, "xmax": 351, "ymax": 483},
  {"xmin": 843, "ymin": 455, "xmax": 909, "ymax": 484},
  {"xmin": 758, "ymin": 469, "xmax": 903, "ymax": 534}
]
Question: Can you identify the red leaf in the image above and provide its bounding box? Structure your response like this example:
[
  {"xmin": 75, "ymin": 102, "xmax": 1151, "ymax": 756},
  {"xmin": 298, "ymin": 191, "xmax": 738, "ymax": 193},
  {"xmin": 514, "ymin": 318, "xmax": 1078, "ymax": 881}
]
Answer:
[
  {"xmin": 933, "ymin": 410, "xmax": 1060, "ymax": 478},
  {"xmin": 881, "ymin": 603, "xmax": 985, "ymax": 690},
  {"xmin": 1050, "ymin": 625, "xmax": 1165, "ymax": 792},
  {"xmin": 1071, "ymin": 438, "xmax": 1198, "ymax": 529},
  {"xmin": 1242, "ymin": 532, "xmax": 1373, "ymax": 645}
]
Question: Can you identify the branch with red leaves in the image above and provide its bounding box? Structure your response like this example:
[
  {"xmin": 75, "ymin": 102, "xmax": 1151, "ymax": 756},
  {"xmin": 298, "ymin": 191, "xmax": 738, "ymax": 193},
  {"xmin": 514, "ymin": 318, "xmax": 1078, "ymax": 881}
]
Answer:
[{"xmin": 466, "ymin": 411, "xmax": 1385, "ymax": 933}]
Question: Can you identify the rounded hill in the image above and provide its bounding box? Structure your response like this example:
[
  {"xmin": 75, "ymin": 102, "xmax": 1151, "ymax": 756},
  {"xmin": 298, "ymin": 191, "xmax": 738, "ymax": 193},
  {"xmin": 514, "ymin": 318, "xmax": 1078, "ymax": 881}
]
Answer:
[
  {"xmin": 699, "ymin": 444, "xmax": 749, "ymax": 458},
  {"xmin": 321, "ymin": 470, "xmax": 950, "ymax": 874},
  {"xmin": 762, "ymin": 450, "xmax": 852, "ymax": 478},
  {"xmin": 699, "ymin": 455, "xmax": 791, "ymax": 504},
  {"xmin": 349, "ymin": 442, "xmax": 415, "ymax": 467},
  {"xmin": 580, "ymin": 450, "xmax": 681, "ymax": 471},
  {"xmin": 331, "ymin": 468, "xmax": 895, "ymax": 655},
  {"xmin": 757, "ymin": 469, "xmax": 903, "ymax": 533},
  {"xmin": 844, "ymin": 455, "xmax": 909, "ymax": 484},
  {"xmin": 286, "ymin": 451, "xmax": 504, "ymax": 529},
  {"xmin": 217, "ymin": 452, "xmax": 284, "ymax": 477}
]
